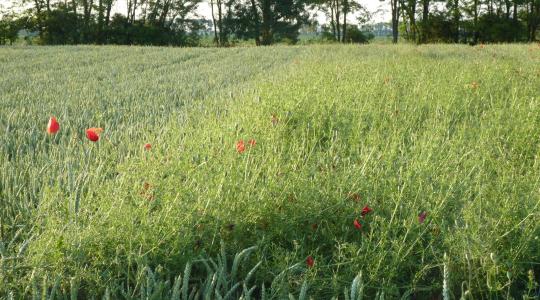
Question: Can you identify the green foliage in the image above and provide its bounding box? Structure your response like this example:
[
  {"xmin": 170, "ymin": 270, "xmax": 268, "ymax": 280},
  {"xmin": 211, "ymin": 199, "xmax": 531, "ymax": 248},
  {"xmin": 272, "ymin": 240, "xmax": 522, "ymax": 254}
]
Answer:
[
  {"xmin": 417, "ymin": 10, "xmax": 528, "ymax": 43},
  {"xmin": 1, "ymin": 243, "xmax": 377, "ymax": 299},
  {"xmin": 1, "ymin": 45, "xmax": 540, "ymax": 299},
  {"xmin": 343, "ymin": 25, "xmax": 373, "ymax": 43},
  {"xmin": 226, "ymin": 0, "xmax": 310, "ymax": 45},
  {"xmin": 319, "ymin": 25, "xmax": 373, "ymax": 44},
  {"xmin": 105, "ymin": 13, "xmax": 202, "ymax": 46},
  {"xmin": 0, "ymin": 13, "xmax": 22, "ymax": 45}
]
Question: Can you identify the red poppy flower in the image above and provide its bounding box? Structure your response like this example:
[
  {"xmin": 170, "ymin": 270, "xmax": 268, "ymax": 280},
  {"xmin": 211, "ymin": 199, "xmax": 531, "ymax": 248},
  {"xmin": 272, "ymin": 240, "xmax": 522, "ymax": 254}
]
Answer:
[
  {"xmin": 353, "ymin": 219, "xmax": 362, "ymax": 230},
  {"xmin": 47, "ymin": 117, "xmax": 60, "ymax": 134},
  {"xmin": 144, "ymin": 143, "xmax": 152, "ymax": 150},
  {"xmin": 306, "ymin": 256, "xmax": 314, "ymax": 268},
  {"xmin": 86, "ymin": 127, "xmax": 103, "ymax": 142},
  {"xmin": 361, "ymin": 205, "xmax": 372, "ymax": 217},
  {"xmin": 248, "ymin": 139, "xmax": 256, "ymax": 147},
  {"xmin": 236, "ymin": 140, "xmax": 245, "ymax": 153},
  {"xmin": 418, "ymin": 211, "xmax": 427, "ymax": 224}
]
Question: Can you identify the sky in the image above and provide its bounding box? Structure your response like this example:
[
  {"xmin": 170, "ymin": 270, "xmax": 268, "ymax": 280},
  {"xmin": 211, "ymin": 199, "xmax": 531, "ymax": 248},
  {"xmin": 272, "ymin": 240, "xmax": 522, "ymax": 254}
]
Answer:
[{"xmin": 0, "ymin": 0, "xmax": 390, "ymax": 23}]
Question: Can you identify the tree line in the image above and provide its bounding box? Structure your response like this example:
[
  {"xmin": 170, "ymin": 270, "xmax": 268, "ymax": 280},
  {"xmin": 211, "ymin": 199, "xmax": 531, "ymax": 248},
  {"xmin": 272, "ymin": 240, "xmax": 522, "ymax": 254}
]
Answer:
[
  {"xmin": 387, "ymin": 0, "xmax": 540, "ymax": 44},
  {"xmin": 0, "ymin": 0, "xmax": 539, "ymax": 46}
]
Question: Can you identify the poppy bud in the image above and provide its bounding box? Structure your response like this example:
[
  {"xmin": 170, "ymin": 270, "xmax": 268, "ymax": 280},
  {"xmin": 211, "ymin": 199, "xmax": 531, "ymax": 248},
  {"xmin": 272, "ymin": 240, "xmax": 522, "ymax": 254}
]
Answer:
[
  {"xmin": 306, "ymin": 256, "xmax": 314, "ymax": 268},
  {"xmin": 354, "ymin": 219, "xmax": 362, "ymax": 230},
  {"xmin": 361, "ymin": 205, "xmax": 373, "ymax": 217}
]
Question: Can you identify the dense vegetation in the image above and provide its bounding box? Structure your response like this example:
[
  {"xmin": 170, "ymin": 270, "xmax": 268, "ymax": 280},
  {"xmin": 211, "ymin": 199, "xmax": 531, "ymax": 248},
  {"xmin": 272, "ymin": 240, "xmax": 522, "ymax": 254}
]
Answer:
[
  {"xmin": 1, "ymin": 0, "xmax": 540, "ymax": 46},
  {"xmin": 1, "ymin": 44, "xmax": 540, "ymax": 299}
]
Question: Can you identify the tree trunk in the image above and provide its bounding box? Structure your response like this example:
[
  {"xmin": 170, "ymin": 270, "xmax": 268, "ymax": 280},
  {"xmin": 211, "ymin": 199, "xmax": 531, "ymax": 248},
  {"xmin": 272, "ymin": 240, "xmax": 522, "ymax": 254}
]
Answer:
[
  {"xmin": 453, "ymin": 0, "xmax": 459, "ymax": 42},
  {"xmin": 401, "ymin": 5, "xmax": 409, "ymax": 39},
  {"xmin": 401, "ymin": 0, "xmax": 417, "ymax": 42},
  {"xmin": 261, "ymin": 0, "xmax": 272, "ymax": 45},
  {"xmin": 159, "ymin": 0, "xmax": 170, "ymax": 27},
  {"xmin": 159, "ymin": 5, "xmax": 166, "ymax": 26},
  {"xmin": 210, "ymin": 0, "xmax": 219, "ymax": 45},
  {"xmin": 131, "ymin": 0, "xmax": 136, "ymax": 24},
  {"xmin": 533, "ymin": 1, "xmax": 539, "ymax": 41},
  {"xmin": 421, "ymin": 0, "xmax": 429, "ymax": 43},
  {"xmin": 341, "ymin": 0, "xmax": 347, "ymax": 42},
  {"xmin": 391, "ymin": 0, "xmax": 399, "ymax": 43},
  {"xmin": 410, "ymin": 0, "xmax": 416, "ymax": 42},
  {"xmin": 127, "ymin": 0, "xmax": 132, "ymax": 23},
  {"xmin": 105, "ymin": 0, "xmax": 113, "ymax": 26},
  {"xmin": 217, "ymin": 0, "xmax": 224, "ymax": 45},
  {"xmin": 335, "ymin": 0, "xmax": 341, "ymax": 41},
  {"xmin": 330, "ymin": 4, "xmax": 336, "ymax": 39},
  {"xmin": 82, "ymin": 0, "xmax": 93, "ymax": 42},
  {"xmin": 249, "ymin": 0, "xmax": 261, "ymax": 45},
  {"xmin": 103, "ymin": 0, "xmax": 113, "ymax": 43},
  {"xmin": 342, "ymin": 5, "xmax": 347, "ymax": 42},
  {"xmin": 504, "ymin": 0, "xmax": 510, "ymax": 19},
  {"xmin": 70, "ymin": 0, "xmax": 79, "ymax": 43},
  {"xmin": 83, "ymin": 0, "xmax": 93, "ymax": 25},
  {"xmin": 34, "ymin": 0, "xmax": 44, "ymax": 40},
  {"xmin": 473, "ymin": 0, "xmax": 478, "ymax": 44},
  {"xmin": 141, "ymin": 1, "xmax": 147, "ymax": 22},
  {"xmin": 98, "ymin": 0, "xmax": 104, "ymax": 44},
  {"xmin": 528, "ymin": 1, "xmax": 534, "ymax": 41},
  {"xmin": 126, "ymin": 0, "xmax": 132, "ymax": 43}
]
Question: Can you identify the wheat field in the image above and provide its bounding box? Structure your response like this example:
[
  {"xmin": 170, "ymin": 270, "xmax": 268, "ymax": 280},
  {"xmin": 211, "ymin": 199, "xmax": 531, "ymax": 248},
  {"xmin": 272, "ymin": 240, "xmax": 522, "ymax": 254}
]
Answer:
[{"xmin": 1, "ymin": 44, "xmax": 540, "ymax": 299}]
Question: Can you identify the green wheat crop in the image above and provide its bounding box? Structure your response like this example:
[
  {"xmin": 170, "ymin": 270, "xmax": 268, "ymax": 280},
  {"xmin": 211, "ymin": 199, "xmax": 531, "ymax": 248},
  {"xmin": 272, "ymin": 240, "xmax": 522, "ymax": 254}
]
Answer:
[{"xmin": 1, "ymin": 44, "xmax": 539, "ymax": 299}]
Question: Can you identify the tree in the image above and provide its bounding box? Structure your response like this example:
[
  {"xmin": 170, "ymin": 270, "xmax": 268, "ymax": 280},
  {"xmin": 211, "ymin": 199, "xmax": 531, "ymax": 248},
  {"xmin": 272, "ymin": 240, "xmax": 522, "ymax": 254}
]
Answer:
[
  {"xmin": 209, "ymin": 0, "xmax": 219, "ymax": 44},
  {"xmin": 344, "ymin": 24, "xmax": 373, "ymax": 43},
  {"xmin": 447, "ymin": 0, "xmax": 461, "ymax": 42},
  {"xmin": 314, "ymin": 0, "xmax": 365, "ymax": 42},
  {"xmin": 420, "ymin": 0, "xmax": 430, "ymax": 42},
  {"xmin": 0, "ymin": 13, "xmax": 22, "ymax": 45},
  {"xmin": 230, "ymin": 0, "xmax": 309, "ymax": 45},
  {"xmin": 209, "ymin": 0, "xmax": 228, "ymax": 45},
  {"xmin": 380, "ymin": 0, "xmax": 400, "ymax": 43},
  {"xmin": 525, "ymin": 0, "xmax": 540, "ymax": 41},
  {"xmin": 400, "ymin": 0, "xmax": 418, "ymax": 42}
]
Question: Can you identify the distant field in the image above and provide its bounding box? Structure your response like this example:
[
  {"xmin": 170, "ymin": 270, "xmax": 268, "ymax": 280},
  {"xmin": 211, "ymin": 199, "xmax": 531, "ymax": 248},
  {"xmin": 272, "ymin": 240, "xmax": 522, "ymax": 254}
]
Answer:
[{"xmin": 1, "ymin": 44, "xmax": 540, "ymax": 299}]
